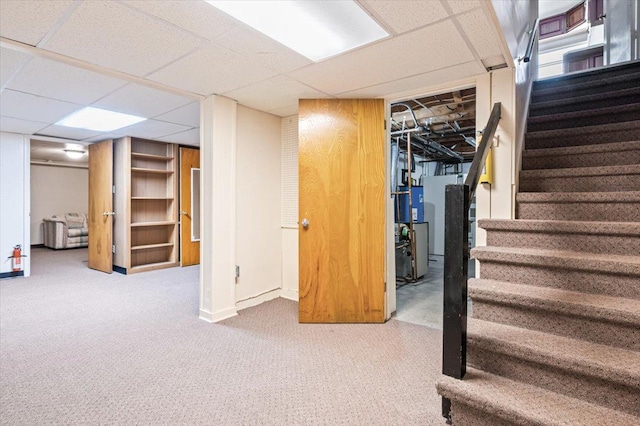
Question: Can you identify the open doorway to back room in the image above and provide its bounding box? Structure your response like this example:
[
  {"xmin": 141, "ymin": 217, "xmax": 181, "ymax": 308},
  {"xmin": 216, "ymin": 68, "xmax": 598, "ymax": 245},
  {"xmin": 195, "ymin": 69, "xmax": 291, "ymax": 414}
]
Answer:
[
  {"xmin": 29, "ymin": 139, "xmax": 91, "ymax": 273},
  {"xmin": 390, "ymin": 87, "xmax": 476, "ymax": 329}
]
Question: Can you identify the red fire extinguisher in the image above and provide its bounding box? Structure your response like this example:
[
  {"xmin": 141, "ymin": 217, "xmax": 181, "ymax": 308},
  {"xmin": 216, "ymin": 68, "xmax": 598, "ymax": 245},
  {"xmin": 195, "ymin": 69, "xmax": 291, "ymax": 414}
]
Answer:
[{"xmin": 11, "ymin": 245, "xmax": 24, "ymax": 272}]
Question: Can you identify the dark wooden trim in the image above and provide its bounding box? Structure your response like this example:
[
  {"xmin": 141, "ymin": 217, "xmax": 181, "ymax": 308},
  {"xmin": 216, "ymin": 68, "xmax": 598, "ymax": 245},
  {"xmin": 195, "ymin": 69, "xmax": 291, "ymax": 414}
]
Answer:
[
  {"xmin": 589, "ymin": 0, "xmax": 605, "ymax": 26},
  {"xmin": 442, "ymin": 184, "xmax": 469, "ymax": 380},
  {"xmin": 567, "ymin": 2, "xmax": 586, "ymax": 31},
  {"xmin": 540, "ymin": 14, "xmax": 565, "ymax": 39}
]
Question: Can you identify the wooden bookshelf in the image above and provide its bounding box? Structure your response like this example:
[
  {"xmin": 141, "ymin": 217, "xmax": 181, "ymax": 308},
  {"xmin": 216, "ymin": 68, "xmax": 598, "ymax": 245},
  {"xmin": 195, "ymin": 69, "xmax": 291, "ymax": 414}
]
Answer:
[{"xmin": 113, "ymin": 137, "xmax": 179, "ymax": 274}]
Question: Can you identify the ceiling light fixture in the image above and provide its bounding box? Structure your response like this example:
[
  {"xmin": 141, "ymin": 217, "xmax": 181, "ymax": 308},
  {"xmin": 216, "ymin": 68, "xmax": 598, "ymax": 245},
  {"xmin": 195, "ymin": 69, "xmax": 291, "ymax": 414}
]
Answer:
[
  {"xmin": 64, "ymin": 149, "xmax": 86, "ymax": 159},
  {"xmin": 206, "ymin": 0, "xmax": 389, "ymax": 61},
  {"xmin": 56, "ymin": 107, "xmax": 146, "ymax": 132}
]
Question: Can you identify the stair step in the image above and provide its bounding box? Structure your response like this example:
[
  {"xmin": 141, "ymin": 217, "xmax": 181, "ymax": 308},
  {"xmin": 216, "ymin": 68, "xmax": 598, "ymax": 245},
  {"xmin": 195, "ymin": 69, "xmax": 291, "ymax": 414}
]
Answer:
[
  {"xmin": 471, "ymin": 246, "xmax": 640, "ymax": 300},
  {"xmin": 533, "ymin": 60, "xmax": 640, "ymax": 91},
  {"xmin": 437, "ymin": 368, "xmax": 640, "ymax": 426},
  {"xmin": 520, "ymin": 164, "xmax": 640, "ymax": 192},
  {"xmin": 532, "ymin": 71, "xmax": 640, "ymax": 103},
  {"xmin": 468, "ymin": 279, "xmax": 640, "ymax": 350},
  {"xmin": 467, "ymin": 318, "xmax": 640, "ymax": 416},
  {"xmin": 522, "ymin": 140, "xmax": 640, "ymax": 170},
  {"xmin": 529, "ymin": 86, "xmax": 640, "ymax": 117},
  {"xmin": 516, "ymin": 191, "xmax": 640, "ymax": 222},
  {"xmin": 479, "ymin": 219, "xmax": 640, "ymax": 255},
  {"xmin": 525, "ymin": 120, "xmax": 640, "ymax": 150},
  {"xmin": 527, "ymin": 103, "xmax": 640, "ymax": 132}
]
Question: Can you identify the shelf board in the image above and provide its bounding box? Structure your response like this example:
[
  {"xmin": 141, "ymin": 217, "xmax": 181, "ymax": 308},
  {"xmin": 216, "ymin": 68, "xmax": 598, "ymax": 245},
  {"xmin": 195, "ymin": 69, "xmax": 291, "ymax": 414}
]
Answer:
[
  {"xmin": 129, "ymin": 261, "xmax": 179, "ymax": 273},
  {"xmin": 131, "ymin": 197, "xmax": 174, "ymax": 200},
  {"xmin": 131, "ymin": 152, "xmax": 174, "ymax": 161},
  {"xmin": 130, "ymin": 221, "xmax": 176, "ymax": 227},
  {"xmin": 131, "ymin": 167, "xmax": 174, "ymax": 174},
  {"xmin": 131, "ymin": 242, "xmax": 174, "ymax": 251}
]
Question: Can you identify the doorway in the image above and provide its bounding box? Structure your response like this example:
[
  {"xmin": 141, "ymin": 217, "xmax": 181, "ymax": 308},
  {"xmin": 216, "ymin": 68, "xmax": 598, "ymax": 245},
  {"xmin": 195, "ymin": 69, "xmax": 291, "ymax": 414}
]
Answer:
[
  {"xmin": 389, "ymin": 87, "xmax": 477, "ymax": 328},
  {"xmin": 29, "ymin": 139, "xmax": 92, "ymax": 273}
]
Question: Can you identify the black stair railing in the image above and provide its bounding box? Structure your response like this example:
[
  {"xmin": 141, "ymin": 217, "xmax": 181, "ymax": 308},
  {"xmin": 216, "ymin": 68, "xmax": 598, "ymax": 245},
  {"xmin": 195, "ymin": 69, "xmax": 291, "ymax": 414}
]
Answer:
[{"xmin": 441, "ymin": 102, "xmax": 501, "ymax": 420}]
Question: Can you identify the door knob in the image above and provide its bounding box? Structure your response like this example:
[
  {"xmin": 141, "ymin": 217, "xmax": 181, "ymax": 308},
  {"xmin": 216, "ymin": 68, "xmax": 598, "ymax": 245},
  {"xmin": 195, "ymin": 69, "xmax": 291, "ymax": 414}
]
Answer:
[
  {"xmin": 301, "ymin": 218, "xmax": 309, "ymax": 228},
  {"xmin": 102, "ymin": 211, "xmax": 115, "ymax": 216},
  {"xmin": 180, "ymin": 211, "xmax": 188, "ymax": 216}
]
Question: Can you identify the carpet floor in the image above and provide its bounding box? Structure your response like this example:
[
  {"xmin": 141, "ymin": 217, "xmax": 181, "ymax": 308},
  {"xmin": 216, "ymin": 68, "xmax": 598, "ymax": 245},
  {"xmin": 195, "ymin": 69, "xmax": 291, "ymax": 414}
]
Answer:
[{"xmin": 1, "ymin": 248, "xmax": 445, "ymax": 425}]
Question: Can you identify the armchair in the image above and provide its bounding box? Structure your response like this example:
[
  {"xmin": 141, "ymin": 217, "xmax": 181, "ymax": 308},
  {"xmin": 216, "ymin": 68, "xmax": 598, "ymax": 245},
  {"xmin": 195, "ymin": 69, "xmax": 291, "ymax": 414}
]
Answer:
[{"xmin": 43, "ymin": 213, "xmax": 89, "ymax": 249}]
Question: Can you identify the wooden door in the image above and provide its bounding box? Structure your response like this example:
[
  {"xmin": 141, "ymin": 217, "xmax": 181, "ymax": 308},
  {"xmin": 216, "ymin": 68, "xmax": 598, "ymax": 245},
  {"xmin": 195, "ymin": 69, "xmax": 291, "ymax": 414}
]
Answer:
[
  {"xmin": 88, "ymin": 140, "xmax": 113, "ymax": 273},
  {"xmin": 179, "ymin": 147, "xmax": 200, "ymax": 266},
  {"xmin": 298, "ymin": 99, "xmax": 386, "ymax": 323}
]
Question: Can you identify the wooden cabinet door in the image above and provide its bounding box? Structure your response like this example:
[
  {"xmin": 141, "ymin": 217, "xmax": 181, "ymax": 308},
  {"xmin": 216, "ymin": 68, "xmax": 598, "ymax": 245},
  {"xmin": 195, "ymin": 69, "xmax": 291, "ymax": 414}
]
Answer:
[
  {"xmin": 88, "ymin": 140, "xmax": 113, "ymax": 273},
  {"xmin": 298, "ymin": 99, "xmax": 386, "ymax": 323},
  {"xmin": 179, "ymin": 147, "xmax": 200, "ymax": 266}
]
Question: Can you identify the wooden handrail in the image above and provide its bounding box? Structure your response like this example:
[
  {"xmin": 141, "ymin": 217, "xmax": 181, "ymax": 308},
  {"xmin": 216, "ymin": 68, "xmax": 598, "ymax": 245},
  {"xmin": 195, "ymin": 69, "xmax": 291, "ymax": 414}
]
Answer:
[
  {"xmin": 464, "ymin": 103, "xmax": 502, "ymax": 201},
  {"xmin": 441, "ymin": 102, "xmax": 502, "ymax": 421}
]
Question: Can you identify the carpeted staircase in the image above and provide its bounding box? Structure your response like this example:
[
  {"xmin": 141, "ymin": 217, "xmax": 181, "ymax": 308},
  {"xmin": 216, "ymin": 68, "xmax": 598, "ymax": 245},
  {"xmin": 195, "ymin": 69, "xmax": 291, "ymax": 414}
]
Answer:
[{"xmin": 437, "ymin": 61, "xmax": 640, "ymax": 425}]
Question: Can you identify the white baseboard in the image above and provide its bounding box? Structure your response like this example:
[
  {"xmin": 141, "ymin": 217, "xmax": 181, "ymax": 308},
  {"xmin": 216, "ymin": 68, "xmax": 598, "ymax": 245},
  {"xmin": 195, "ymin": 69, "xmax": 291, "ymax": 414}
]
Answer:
[
  {"xmin": 199, "ymin": 307, "xmax": 237, "ymax": 323},
  {"xmin": 236, "ymin": 288, "xmax": 281, "ymax": 311},
  {"xmin": 280, "ymin": 288, "xmax": 299, "ymax": 301}
]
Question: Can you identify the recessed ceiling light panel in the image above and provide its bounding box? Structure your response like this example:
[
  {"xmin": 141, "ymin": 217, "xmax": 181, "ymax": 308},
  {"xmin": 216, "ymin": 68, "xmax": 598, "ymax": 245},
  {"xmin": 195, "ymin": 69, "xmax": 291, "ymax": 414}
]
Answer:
[
  {"xmin": 56, "ymin": 107, "xmax": 146, "ymax": 132},
  {"xmin": 64, "ymin": 149, "xmax": 86, "ymax": 159},
  {"xmin": 206, "ymin": 0, "xmax": 389, "ymax": 61}
]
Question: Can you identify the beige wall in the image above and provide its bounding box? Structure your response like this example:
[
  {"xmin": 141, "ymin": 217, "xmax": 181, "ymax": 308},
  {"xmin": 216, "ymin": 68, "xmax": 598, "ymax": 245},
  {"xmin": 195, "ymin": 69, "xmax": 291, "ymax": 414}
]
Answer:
[
  {"xmin": 235, "ymin": 105, "xmax": 283, "ymax": 305},
  {"xmin": 30, "ymin": 164, "xmax": 88, "ymax": 245}
]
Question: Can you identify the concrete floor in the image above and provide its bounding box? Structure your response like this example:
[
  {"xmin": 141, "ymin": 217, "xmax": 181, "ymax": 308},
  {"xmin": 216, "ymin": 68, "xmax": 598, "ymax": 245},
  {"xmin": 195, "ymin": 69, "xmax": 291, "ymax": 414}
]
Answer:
[{"xmin": 394, "ymin": 255, "xmax": 475, "ymax": 330}]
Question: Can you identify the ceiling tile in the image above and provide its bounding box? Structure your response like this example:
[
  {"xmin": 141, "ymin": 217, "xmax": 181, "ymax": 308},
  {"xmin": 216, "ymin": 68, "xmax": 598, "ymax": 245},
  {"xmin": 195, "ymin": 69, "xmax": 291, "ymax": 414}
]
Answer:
[
  {"xmin": 100, "ymin": 119, "xmax": 192, "ymax": 140},
  {"xmin": 7, "ymin": 57, "xmax": 127, "ymax": 104},
  {"xmin": 43, "ymin": 1, "xmax": 203, "ymax": 76},
  {"xmin": 153, "ymin": 102, "xmax": 200, "ymax": 127},
  {"xmin": 36, "ymin": 124, "xmax": 102, "ymax": 141},
  {"xmin": 153, "ymin": 128, "xmax": 200, "ymax": 146},
  {"xmin": 92, "ymin": 83, "xmax": 193, "ymax": 118},
  {"xmin": 456, "ymin": 9, "xmax": 504, "ymax": 59},
  {"xmin": 267, "ymin": 104, "xmax": 299, "ymax": 118},
  {"xmin": 0, "ymin": 116, "xmax": 48, "ymax": 135},
  {"xmin": 0, "ymin": 47, "xmax": 31, "ymax": 87},
  {"xmin": 213, "ymin": 26, "xmax": 312, "ymax": 73},
  {"xmin": 337, "ymin": 61, "xmax": 484, "ymax": 98},
  {"xmin": 361, "ymin": 1, "xmax": 449, "ymax": 34},
  {"xmin": 123, "ymin": 0, "xmax": 236, "ymax": 41},
  {"xmin": 0, "ymin": 90, "xmax": 81, "ymax": 123},
  {"xmin": 149, "ymin": 44, "xmax": 279, "ymax": 95},
  {"xmin": 446, "ymin": 0, "xmax": 482, "ymax": 14},
  {"xmin": 288, "ymin": 20, "xmax": 474, "ymax": 95},
  {"xmin": 0, "ymin": 0, "xmax": 74, "ymax": 46},
  {"xmin": 223, "ymin": 75, "xmax": 329, "ymax": 114}
]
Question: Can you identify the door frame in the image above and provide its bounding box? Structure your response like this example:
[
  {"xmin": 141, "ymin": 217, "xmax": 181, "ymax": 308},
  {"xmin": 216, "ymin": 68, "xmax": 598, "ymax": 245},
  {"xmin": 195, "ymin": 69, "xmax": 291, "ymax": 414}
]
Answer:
[{"xmin": 384, "ymin": 76, "xmax": 483, "ymax": 319}]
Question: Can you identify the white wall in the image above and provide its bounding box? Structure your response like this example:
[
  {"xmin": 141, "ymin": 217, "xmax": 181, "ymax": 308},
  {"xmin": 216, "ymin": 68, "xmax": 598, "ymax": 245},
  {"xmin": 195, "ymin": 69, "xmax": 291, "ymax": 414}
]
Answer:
[
  {"xmin": 0, "ymin": 132, "xmax": 30, "ymax": 277},
  {"xmin": 281, "ymin": 228, "xmax": 298, "ymax": 300},
  {"xmin": 471, "ymin": 1, "xmax": 538, "ymax": 249},
  {"xmin": 30, "ymin": 164, "xmax": 88, "ymax": 245},
  {"xmin": 235, "ymin": 105, "xmax": 283, "ymax": 307}
]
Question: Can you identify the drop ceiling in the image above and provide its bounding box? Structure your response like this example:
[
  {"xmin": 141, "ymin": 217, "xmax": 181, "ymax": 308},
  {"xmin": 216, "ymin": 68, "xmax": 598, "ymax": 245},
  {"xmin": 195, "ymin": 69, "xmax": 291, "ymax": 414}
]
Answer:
[{"xmin": 0, "ymin": 0, "xmax": 508, "ymax": 147}]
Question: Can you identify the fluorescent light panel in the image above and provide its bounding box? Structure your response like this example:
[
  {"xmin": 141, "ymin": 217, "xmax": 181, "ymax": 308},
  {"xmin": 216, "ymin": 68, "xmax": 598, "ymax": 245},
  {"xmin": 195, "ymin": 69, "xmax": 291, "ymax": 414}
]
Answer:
[
  {"xmin": 206, "ymin": 1, "xmax": 389, "ymax": 61},
  {"xmin": 56, "ymin": 107, "xmax": 146, "ymax": 132},
  {"xmin": 64, "ymin": 149, "xmax": 85, "ymax": 159}
]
